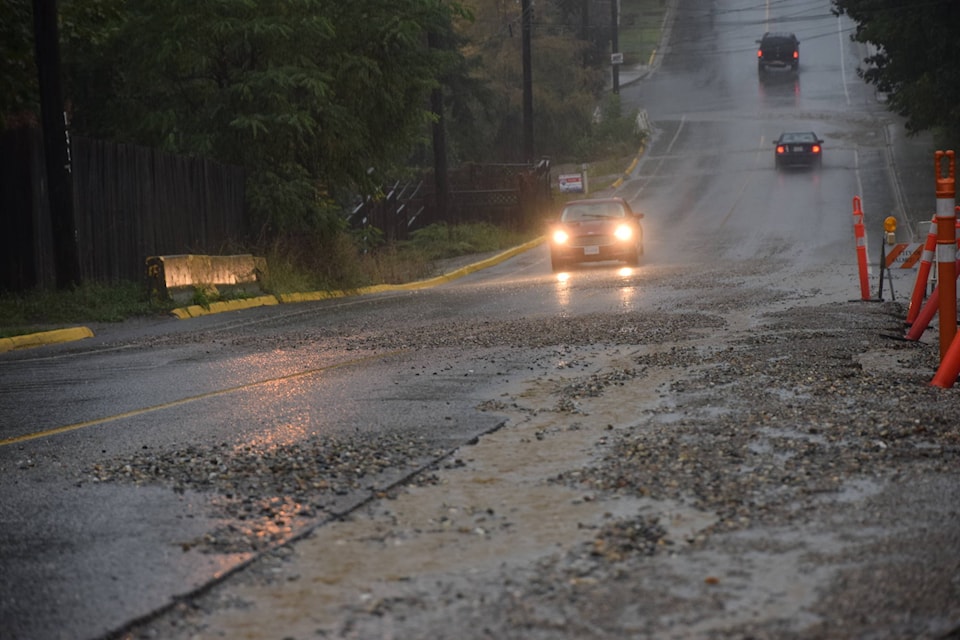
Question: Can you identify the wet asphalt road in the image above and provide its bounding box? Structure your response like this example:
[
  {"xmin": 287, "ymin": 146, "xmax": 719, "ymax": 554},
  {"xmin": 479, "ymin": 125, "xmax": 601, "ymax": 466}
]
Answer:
[{"xmin": 0, "ymin": 1, "xmax": 943, "ymax": 638}]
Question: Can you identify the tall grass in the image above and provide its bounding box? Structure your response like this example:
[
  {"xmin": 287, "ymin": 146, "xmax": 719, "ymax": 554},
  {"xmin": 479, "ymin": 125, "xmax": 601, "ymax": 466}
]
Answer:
[
  {"xmin": 619, "ymin": 0, "xmax": 669, "ymax": 66},
  {"xmin": 0, "ymin": 222, "xmax": 539, "ymax": 335},
  {"xmin": 0, "ymin": 281, "xmax": 174, "ymax": 337}
]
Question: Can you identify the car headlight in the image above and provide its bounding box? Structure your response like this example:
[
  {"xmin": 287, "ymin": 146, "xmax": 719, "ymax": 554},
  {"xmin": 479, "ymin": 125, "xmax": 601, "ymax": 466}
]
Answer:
[
  {"xmin": 614, "ymin": 224, "xmax": 633, "ymax": 241},
  {"xmin": 552, "ymin": 229, "xmax": 569, "ymax": 245}
]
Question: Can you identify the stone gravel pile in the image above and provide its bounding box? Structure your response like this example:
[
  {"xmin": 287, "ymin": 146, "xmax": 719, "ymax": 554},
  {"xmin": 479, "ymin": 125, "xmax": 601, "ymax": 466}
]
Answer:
[
  {"xmin": 571, "ymin": 301, "xmax": 960, "ymax": 535},
  {"xmin": 104, "ymin": 264, "xmax": 960, "ymax": 640},
  {"xmin": 299, "ymin": 296, "xmax": 960, "ymax": 640},
  {"xmin": 87, "ymin": 432, "xmax": 445, "ymax": 552}
]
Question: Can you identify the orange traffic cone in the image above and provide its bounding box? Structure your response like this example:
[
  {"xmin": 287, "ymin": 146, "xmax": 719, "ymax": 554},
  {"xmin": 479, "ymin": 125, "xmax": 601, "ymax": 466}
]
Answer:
[{"xmin": 906, "ymin": 217, "xmax": 937, "ymax": 325}]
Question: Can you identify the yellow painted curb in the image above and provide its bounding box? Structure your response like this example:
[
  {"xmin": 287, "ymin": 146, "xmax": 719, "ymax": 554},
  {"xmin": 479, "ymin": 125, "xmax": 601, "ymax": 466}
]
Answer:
[
  {"xmin": 277, "ymin": 290, "xmax": 350, "ymax": 304},
  {"xmin": 385, "ymin": 237, "xmax": 546, "ymax": 292},
  {"xmin": 276, "ymin": 238, "xmax": 545, "ymax": 302},
  {"xmin": 171, "ymin": 295, "xmax": 279, "ymax": 319},
  {"xmin": 173, "ymin": 239, "xmax": 545, "ymax": 318},
  {"xmin": 0, "ymin": 241, "xmax": 545, "ymax": 347},
  {"xmin": 0, "ymin": 326, "xmax": 94, "ymax": 353},
  {"xmin": 612, "ymin": 144, "xmax": 646, "ymax": 190}
]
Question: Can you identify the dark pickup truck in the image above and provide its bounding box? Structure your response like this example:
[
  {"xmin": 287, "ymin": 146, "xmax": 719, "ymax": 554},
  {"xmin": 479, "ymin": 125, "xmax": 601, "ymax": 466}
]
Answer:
[{"xmin": 757, "ymin": 32, "xmax": 799, "ymax": 73}]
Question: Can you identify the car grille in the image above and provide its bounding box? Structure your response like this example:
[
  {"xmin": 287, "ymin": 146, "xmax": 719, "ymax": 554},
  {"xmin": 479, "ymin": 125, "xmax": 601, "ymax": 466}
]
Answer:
[{"xmin": 569, "ymin": 235, "xmax": 614, "ymax": 247}]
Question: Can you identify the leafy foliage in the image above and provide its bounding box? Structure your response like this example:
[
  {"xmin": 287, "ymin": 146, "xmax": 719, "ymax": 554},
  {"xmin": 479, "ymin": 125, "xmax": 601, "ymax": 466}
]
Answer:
[
  {"xmin": 451, "ymin": 0, "xmax": 609, "ymax": 162},
  {"xmin": 0, "ymin": 280, "xmax": 173, "ymax": 332},
  {"xmin": 833, "ymin": 0, "xmax": 960, "ymax": 143},
  {"xmin": 0, "ymin": 0, "xmax": 39, "ymax": 128},
  {"xmin": 3, "ymin": 0, "xmax": 641, "ymax": 241},
  {"xmin": 60, "ymin": 0, "xmax": 472, "ymax": 235},
  {"xmin": 402, "ymin": 221, "xmax": 526, "ymax": 259}
]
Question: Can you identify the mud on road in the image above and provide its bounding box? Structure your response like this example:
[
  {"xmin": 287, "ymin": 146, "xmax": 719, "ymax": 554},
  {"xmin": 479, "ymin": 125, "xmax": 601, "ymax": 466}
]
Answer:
[{"xmin": 116, "ymin": 257, "xmax": 960, "ymax": 640}]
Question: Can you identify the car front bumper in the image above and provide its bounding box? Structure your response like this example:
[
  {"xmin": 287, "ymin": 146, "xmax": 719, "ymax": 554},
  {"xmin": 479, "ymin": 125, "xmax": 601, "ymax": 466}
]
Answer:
[{"xmin": 551, "ymin": 240, "xmax": 638, "ymax": 264}]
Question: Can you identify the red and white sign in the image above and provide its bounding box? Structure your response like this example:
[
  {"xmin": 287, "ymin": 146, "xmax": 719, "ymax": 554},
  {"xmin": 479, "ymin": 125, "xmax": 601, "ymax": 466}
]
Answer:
[{"xmin": 558, "ymin": 173, "xmax": 584, "ymax": 193}]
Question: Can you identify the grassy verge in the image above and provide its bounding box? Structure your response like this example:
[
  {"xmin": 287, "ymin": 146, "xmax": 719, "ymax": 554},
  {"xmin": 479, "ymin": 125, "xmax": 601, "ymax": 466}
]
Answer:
[
  {"xmin": 0, "ymin": 281, "xmax": 175, "ymax": 338},
  {"xmin": 619, "ymin": 0, "xmax": 669, "ymax": 67},
  {"xmin": 0, "ymin": 222, "xmax": 538, "ymax": 337},
  {"xmin": 563, "ymin": 153, "xmax": 639, "ymax": 194}
]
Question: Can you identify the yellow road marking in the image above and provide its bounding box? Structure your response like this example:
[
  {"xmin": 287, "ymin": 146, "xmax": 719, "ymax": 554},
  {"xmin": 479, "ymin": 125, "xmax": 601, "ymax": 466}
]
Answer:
[{"xmin": 0, "ymin": 350, "xmax": 405, "ymax": 448}]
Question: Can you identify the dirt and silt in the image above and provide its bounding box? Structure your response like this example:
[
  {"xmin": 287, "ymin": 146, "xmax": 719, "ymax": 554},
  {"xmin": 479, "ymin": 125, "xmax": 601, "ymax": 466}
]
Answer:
[{"xmin": 105, "ymin": 258, "xmax": 960, "ymax": 640}]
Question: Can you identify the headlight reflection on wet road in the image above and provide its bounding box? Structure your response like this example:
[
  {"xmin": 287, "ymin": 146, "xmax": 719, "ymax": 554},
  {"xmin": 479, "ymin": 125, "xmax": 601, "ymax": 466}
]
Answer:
[
  {"xmin": 0, "ymin": 350, "xmax": 406, "ymax": 448},
  {"xmin": 617, "ymin": 267, "xmax": 640, "ymax": 310},
  {"xmin": 553, "ymin": 271, "xmax": 572, "ymax": 312}
]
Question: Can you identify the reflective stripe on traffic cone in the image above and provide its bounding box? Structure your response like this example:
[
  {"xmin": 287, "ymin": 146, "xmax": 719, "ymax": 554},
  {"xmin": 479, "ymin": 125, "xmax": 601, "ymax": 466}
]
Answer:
[
  {"xmin": 852, "ymin": 196, "xmax": 871, "ymax": 300},
  {"xmin": 905, "ymin": 249, "xmax": 960, "ymax": 341},
  {"xmin": 934, "ymin": 150, "xmax": 957, "ymax": 359}
]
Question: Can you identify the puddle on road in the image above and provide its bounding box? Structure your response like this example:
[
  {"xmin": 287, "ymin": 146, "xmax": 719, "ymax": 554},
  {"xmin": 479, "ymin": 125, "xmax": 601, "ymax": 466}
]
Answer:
[{"xmin": 182, "ymin": 355, "xmax": 718, "ymax": 638}]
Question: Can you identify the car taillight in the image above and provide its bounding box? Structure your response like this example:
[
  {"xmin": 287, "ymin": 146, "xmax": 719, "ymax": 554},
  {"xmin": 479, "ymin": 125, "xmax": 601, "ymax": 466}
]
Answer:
[
  {"xmin": 757, "ymin": 50, "xmax": 763, "ymax": 58},
  {"xmin": 552, "ymin": 229, "xmax": 569, "ymax": 245},
  {"xmin": 776, "ymin": 145, "xmax": 786, "ymax": 154},
  {"xmin": 793, "ymin": 51, "xmax": 799, "ymax": 59},
  {"xmin": 812, "ymin": 144, "xmax": 821, "ymax": 153},
  {"xmin": 614, "ymin": 224, "xmax": 633, "ymax": 241}
]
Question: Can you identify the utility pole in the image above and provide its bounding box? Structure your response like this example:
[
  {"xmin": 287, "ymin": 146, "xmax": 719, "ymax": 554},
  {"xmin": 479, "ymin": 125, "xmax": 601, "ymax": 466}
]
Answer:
[
  {"xmin": 581, "ymin": 0, "xmax": 590, "ymax": 66},
  {"xmin": 33, "ymin": 0, "xmax": 81, "ymax": 288},
  {"xmin": 427, "ymin": 31, "xmax": 450, "ymax": 224},
  {"xmin": 430, "ymin": 85, "xmax": 451, "ymax": 224},
  {"xmin": 521, "ymin": 0, "xmax": 534, "ymax": 163},
  {"xmin": 610, "ymin": 0, "xmax": 620, "ymax": 94},
  {"xmin": 581, "ymin": 0, "xmax": 589, "ymax": 43}
]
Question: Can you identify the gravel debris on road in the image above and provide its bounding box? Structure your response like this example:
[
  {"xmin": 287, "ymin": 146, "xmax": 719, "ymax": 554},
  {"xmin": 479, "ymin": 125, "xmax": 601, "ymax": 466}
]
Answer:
[{"xmin": 107, "ymin": 259, "xmax": 960, "ymax": 640}]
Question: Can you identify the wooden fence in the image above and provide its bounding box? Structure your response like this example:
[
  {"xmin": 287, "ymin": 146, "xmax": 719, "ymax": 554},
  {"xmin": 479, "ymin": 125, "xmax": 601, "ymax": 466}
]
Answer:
[
  {"xmin": 0, "ymin": 128, "xmax": 247, "ymax": 292},
  {"xmin": 0, "ymin": 127, "xmax": 552, "ymax": 293}
]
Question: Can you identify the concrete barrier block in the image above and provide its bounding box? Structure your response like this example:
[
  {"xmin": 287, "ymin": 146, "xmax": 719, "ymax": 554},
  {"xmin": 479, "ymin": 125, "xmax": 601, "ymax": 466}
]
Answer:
[{"xmin": 146, "ymin": 254, "xmax": 268, "ymax": 303}]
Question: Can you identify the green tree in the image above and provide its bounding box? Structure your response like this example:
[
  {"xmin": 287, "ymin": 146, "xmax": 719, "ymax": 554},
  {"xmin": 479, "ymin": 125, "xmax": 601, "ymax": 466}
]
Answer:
[
  {"xmin": 3, "ymin": 0, "xmax": 625, "ymax": 237},
  {"xmin": 115, "ymin": 1, "xmax": 466, "ymax": 234},
  {"xmin": 451, "ymin": 0, "xmax": 609, "ymax": 162},
  {"xmin": 0, "ymin": 0, "xmax": 39, "ymax": 129},
  {"xmin": 46, "ymin": 0, "xmax": 472, "ymax": 236},
  {"xmin": 1, "ymin": 0, "xmax": 125, "ymax": 131},
  {"xmin": 59, "ymin": 0, "xmax": 127, "ymax": 136},
  {"xmin": 833, "ymin": 0, "xmax": 960, "ymax": 144}
]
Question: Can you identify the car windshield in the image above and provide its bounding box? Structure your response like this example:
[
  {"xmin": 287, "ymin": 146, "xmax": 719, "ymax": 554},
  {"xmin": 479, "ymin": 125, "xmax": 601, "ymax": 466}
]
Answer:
[
  {"xmin": 561, "ymin": 202, "xmax": 626, "ymax": 222},
  {"xmin": 780, "ymin": 132, "xmax": 816, "ymax": 143},
  {"xmin": 763, "ymin": 36, "xmax": 795, "ymax": 48}
]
